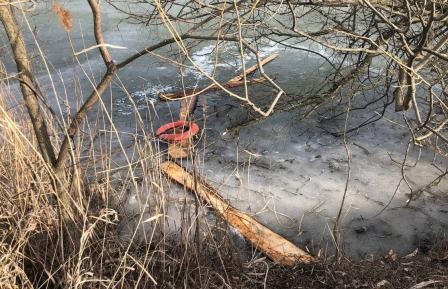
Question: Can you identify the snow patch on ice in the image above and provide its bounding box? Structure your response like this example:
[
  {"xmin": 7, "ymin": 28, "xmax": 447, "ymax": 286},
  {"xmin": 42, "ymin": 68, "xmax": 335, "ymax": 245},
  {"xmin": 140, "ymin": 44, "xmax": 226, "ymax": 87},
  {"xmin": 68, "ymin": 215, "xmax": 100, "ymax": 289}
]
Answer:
[
  {"xmin": 115, "ymin": 84, "xmax": 173, "ymax": 115},
  {"xmin": 183, "ymin": 41, "xmax": 282, "ymax": 79}
]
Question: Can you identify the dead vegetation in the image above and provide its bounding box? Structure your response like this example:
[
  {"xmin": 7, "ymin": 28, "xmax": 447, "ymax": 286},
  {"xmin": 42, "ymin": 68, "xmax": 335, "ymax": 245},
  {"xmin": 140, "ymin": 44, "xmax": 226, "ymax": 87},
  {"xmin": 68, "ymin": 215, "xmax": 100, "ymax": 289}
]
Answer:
[{"xmin": 0, "ymin": 0, "xmax": 448, "ymax": 288}]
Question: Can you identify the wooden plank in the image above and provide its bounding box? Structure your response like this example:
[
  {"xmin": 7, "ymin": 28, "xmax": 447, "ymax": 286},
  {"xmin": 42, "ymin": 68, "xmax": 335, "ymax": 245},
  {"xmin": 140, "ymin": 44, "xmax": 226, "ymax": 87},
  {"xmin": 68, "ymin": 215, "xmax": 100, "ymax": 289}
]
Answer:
[
  {"xmin": 227, "ymin": 53, "xmax": 278, "ymax": 83},
  {"xmin": 159, "ymin": 53, "xmax": 278, "ymax": 101},
  {"xmin": 160, "ymin": 161, "xmax": 314, "ymax": 265},
  {"xmin": 159, "ymin": 77, "xmax": 267, "ymax": 101}
]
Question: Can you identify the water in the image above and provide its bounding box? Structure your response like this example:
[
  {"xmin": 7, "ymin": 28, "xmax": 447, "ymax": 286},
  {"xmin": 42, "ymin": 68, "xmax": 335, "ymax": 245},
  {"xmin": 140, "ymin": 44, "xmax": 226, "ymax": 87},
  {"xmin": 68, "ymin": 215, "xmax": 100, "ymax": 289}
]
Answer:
[{"xmin": 1, "ymin": 1, "xmax": 332, "ymax": 131}]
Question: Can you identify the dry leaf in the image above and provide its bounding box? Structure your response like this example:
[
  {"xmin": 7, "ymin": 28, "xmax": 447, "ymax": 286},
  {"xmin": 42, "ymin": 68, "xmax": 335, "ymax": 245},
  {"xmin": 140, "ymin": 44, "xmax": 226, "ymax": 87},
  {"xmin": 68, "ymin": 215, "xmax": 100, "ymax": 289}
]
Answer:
[
  {"xmin": 375, "ymin": 280, "xmax": 395, "ymax": 289},
  {"xmin": 403, "ymin": 248, "xmax": 419, "ymax": 259},
  {"xmin": 385, "ymin": 249, "xmax": 398, "ymax": 262}
]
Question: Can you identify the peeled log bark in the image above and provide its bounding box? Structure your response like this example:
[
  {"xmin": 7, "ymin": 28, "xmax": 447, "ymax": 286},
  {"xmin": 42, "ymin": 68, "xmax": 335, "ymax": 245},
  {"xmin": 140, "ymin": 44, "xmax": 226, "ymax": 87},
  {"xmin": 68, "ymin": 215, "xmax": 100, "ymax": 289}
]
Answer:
[{"xmin": 160, "ymin": 161, "xmax": 314, "ymax": 265}]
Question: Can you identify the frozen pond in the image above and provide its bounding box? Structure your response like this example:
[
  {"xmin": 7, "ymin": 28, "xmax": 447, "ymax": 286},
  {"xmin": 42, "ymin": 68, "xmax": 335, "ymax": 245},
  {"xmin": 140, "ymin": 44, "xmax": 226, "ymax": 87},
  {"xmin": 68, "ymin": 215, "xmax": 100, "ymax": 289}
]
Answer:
[{"xmin": 2, "ymin": 1, "xmax": 448, "ymax": 260}]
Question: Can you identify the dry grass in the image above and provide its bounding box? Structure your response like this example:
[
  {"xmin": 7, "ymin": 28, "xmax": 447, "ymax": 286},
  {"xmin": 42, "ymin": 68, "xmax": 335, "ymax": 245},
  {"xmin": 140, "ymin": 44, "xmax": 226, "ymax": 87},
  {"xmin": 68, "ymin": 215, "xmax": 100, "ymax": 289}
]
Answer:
[
  {"xmin": 0, "ymin": 66, "xmax": 244, "ymax": 288},
  {"xmin": 0, "ymin": 71, "xmax": 448, "ymax": 289},
  {"xmin": 1, "ymin": 5, "xmax": 448, "ymax": 286}
]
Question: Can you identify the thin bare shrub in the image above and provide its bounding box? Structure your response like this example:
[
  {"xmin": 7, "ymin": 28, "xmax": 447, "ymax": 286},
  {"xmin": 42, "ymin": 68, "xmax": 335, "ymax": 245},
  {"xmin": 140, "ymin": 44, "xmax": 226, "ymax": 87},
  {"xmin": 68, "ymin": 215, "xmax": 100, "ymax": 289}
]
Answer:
[{"xmin": 1, "ymin": 1, "xmax": 448, "ymax": 288}]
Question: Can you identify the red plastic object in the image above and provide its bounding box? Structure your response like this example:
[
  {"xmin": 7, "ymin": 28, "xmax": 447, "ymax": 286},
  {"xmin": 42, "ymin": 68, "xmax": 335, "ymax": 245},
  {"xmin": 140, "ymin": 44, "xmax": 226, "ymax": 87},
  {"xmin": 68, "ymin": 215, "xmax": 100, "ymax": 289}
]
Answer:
[{"xmin": 156, "ymin": 120, "xmax": 200, "ymax": 142}]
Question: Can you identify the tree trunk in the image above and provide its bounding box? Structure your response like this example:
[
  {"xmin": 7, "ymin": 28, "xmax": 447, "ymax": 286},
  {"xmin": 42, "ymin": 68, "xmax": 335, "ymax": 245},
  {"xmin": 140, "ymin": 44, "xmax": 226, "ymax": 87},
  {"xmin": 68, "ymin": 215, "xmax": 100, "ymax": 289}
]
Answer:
[
  {"xmin": 0, "ymin": 3, "xmax": 57, "ymax": 167},
  {"xmin": 0, "ymin": 3, "xmax": 77, "ymax": 236}
]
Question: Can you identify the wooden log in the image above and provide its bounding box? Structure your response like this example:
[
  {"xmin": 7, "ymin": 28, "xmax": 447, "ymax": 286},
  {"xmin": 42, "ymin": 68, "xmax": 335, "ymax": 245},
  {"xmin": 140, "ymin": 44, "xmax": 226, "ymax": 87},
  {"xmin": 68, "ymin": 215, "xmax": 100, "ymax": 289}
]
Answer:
[
  {"xmin": 168, "ymin": 143, "xmax": 189, "ymax": 159},
  {"xmin": 227, "ymin": 53, "xmax": 278, "ymax": 83},
  {"xmin": 160, "ymin": 77, "xmax": 267, "ymax": 101},
  {"xmin": 160, "ymin": 161, "xmax": 314, "ymax": 265},
  {"xmin": 177, "ymin": 77, "xmax": 267, "ymax": 121},
  {"xmin": 160, "ymin": 53, "xmax": 278, "ymax": 101},
  {"xmin": 179, "ymin": 92, "xmax": 200, "ymax": 120}
]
